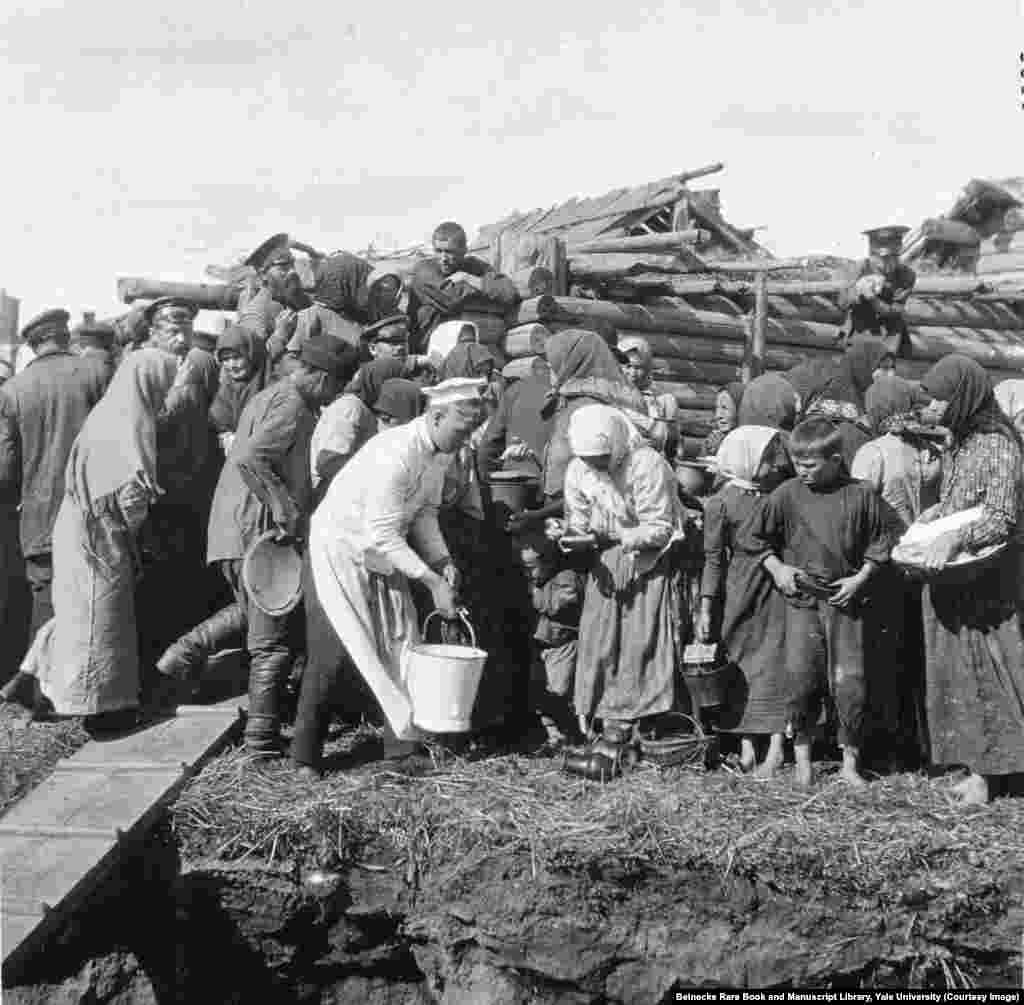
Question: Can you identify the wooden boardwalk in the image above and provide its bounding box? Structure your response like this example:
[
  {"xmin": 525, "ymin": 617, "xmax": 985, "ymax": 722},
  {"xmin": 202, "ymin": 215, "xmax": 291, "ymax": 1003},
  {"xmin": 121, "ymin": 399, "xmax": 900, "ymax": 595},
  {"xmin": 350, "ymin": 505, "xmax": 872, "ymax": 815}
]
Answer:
[{"xmin": 1, "ymin": 690, "xmax": 247, "ymax": 983}]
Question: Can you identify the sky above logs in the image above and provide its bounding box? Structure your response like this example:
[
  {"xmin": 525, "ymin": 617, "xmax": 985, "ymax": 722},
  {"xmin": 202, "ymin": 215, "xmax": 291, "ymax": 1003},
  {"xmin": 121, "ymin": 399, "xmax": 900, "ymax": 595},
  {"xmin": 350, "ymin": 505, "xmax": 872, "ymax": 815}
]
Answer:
[{"xmin": 1, "ymin": 0, "xmax": 1021, "ymax": 322}]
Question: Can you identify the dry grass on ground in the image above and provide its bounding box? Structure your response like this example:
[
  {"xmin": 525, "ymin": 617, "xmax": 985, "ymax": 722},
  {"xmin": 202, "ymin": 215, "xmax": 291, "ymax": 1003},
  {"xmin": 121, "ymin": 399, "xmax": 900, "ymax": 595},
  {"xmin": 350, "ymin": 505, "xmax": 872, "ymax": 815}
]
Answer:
[
  {"xmin": 171, "ymin": 724, "xmax": 1024, "ymax": 903},
  {"xmin": 0, "ymin": 704, "xmax": 89, "ymax": 818}
]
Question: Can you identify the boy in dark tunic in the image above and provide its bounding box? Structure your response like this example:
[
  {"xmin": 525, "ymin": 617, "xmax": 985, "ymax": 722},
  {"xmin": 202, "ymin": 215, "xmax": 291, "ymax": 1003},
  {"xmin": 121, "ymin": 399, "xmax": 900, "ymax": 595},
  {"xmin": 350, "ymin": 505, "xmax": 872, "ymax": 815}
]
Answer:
[{"xmin": 741, "ymin": 417, "xmax": 891, "ymax": 788}]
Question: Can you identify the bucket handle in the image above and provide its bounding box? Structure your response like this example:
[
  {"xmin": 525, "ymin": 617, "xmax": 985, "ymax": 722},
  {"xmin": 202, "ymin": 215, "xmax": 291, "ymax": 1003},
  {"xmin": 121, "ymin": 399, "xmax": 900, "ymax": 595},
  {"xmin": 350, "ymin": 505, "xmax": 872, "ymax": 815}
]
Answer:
[{"xmin": 422, "ymin": 607, "xmax": 477, "ymax": 649}]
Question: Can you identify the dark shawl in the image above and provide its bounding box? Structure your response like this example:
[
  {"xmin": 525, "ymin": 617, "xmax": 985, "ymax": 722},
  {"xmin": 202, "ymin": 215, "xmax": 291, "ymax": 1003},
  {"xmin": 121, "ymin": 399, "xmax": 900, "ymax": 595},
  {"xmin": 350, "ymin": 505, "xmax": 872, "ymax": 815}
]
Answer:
[
  {"xmin": 374, "ymin": 379, "xmax": 424, "ymax": 424},
  {"xmin": 920, "ymin": 354, "xmax": 1019, "ymax": 446},
  {"xmin": 347, "ymin": 358, "xmax": 407, "ymax": 406},
  {"xmin": 738, "ymin": 373, "xmax": 799, "ymax": 431},
  {"xmin": 440, "ymin": 343, "xmax": 497, "ymax": 382},
  {"xmin": 314, "ymin": 252, "xmax": 374, "ymax": 320}
]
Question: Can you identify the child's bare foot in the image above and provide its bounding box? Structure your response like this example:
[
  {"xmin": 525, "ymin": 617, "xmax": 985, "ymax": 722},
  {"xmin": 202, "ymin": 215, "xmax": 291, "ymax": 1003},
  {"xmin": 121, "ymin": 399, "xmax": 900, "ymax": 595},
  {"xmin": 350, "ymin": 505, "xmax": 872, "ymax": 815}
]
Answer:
[
  {"xmin": 739, "ymin": 737, "xmax": 756, "ymax": 774},
  {"xmin": 955, "ymin": 773, "xmax": 990, "ymax": 807},
  {"xmin": 755, "ymin": 733, "xmax": 785, "ymax": 778},
  {"xmin": 793, "ymin": 739, "xmax": 813, "ymax": 788},
  {"xmin": 839, "ymin": 747, "xmax": 867, "ymax": 788}
]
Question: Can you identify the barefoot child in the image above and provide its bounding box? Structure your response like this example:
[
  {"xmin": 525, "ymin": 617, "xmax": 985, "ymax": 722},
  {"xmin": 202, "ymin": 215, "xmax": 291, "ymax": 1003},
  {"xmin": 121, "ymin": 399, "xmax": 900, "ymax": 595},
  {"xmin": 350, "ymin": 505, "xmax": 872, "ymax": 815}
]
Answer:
[
  {"xmin": 740, "ymin": 417, "xmax": 892, "ymax": 787},
  {"xmin": 519, "ymin": 533, "xmax": 585, "ymax": 748},
  {"xmin": 698, "ymin": 427, "xmax": 792, "ymax": 776}
]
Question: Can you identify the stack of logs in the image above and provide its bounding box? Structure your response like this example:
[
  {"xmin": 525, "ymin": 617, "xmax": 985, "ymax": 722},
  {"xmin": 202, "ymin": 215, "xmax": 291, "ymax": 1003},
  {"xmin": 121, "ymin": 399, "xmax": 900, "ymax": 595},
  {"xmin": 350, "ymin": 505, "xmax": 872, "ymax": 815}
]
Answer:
[{"xmin": 498, "ymin": 286, "xmax": 1024, "ymax": 449}]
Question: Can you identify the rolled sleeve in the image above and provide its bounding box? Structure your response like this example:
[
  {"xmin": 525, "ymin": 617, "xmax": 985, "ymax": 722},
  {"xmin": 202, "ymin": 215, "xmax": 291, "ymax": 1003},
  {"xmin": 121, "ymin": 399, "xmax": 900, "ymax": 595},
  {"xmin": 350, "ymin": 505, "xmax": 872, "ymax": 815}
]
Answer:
[{"xmin": 700, "ymin": 495, "xmax": 727, "ymax": 599}]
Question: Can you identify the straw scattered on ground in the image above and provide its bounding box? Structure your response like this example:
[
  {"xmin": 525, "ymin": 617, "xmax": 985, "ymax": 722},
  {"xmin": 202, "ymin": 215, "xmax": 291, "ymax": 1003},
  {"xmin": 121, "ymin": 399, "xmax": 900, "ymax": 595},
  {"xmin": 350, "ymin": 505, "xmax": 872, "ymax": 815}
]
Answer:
[
  {"xmin": 0, "ymin": 703, "xmax": 89, "ymax": 818},
  {"xmin": 171, "ymin": 725, "xmax": 1024, "ymax": 903}
]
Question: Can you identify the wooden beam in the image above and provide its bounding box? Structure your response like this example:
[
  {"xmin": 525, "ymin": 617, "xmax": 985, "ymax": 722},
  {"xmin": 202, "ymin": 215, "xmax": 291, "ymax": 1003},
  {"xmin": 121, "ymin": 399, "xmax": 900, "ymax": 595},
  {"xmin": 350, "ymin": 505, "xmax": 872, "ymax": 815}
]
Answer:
[
  {"xmin": 743, "ymin": 271, "xmax": 768, "ymax": 382},
  {"xmin": 568, "ymin": 229, "xmax": 708, "ymax": 256}
]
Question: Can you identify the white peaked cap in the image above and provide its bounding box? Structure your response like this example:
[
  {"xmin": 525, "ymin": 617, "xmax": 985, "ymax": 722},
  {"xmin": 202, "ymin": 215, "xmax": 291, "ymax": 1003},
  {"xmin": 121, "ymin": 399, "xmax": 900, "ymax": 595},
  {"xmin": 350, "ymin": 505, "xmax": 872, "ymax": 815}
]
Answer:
[{"xmin": 422, "ymin": 377, "xmax": 488, "ymax": 407}]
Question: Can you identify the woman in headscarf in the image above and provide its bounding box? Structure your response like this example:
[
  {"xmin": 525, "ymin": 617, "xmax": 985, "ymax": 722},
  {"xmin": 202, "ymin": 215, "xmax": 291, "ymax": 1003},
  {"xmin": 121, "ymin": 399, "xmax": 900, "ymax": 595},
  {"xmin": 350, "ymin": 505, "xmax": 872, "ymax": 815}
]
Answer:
[
  {"xmin": 701, "ymin": 381, "xmax": 745, "ymax": 456},
  {"xmin": 914, "ymin": 354, "xmax": 1024, "ymax": 805},
  {"xmin": 209, "ymin": 325, "xmax": 270, "ymax": 452},
  {"xmin": 270, "ymin": 252, "xmax": 375, "ymax": 375},
  {"xmin": 556, "ymin": 404, "xmax": 687, "ymax": 746},
  {"xmin": 698, "ymin": 426, "xmax": 791, "ymax": 774},
  {"xmin": 786, "ymin": 337, "xmax": 894, "ymax": 466},
  {"xmin": 310, "ymin": 358, "xmax": 402, "ymax": 507},
  {"xmin": 737, "ymin": 373, "xmax": 799, "ymax": 432},
  {"xmin": 851, "ymin": 375, "xmax": 942, "ymax": 771},
  {"xmin": 510, "ymin": 330, "xmax": 672, "ymax": 535},
  {"xmin": 995, "ymin": 379, "xmax": 1024, "ymax": 435},
  {"xmin": 852, "ymin": 375, "xmax": 942, "ymax": 531},
  {"xmin": 32, "ymin": 350, "xmax": 179, "ymax": 730}
]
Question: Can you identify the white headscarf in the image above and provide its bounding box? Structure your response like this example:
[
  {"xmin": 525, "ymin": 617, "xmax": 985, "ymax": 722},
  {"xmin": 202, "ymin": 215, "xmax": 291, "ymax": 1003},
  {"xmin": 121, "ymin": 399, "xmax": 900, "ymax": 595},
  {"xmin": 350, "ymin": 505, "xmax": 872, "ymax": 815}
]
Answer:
[
  {"xmin": 714, "ymin": 426, "xmax": 780, "ymax": 492},
  {"xmin": 995, "ymin": 379, "xmax": 1024, "ymax": 423},
  {"xmin": 567, "ymin": 404, "xmax": 643, "ymax": 470}
]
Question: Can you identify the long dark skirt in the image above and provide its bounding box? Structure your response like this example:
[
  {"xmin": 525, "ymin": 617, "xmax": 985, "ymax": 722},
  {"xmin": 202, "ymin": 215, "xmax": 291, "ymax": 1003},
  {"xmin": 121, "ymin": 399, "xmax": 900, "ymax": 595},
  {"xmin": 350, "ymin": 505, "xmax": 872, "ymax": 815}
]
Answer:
[
  {"xmin": 716, "ymin": 552, "xmax": 789, "ymax": 735},
  {"xmin": 575, "ymin": 545, "xmax": 679, "ymax": 724},
  {"xmin": 923, "ymin": 549, "xmax": 1024, "ymax": 776},
  {"xmin": 862, "ymin": 569, "xmax": 929, "ymax": 768}
]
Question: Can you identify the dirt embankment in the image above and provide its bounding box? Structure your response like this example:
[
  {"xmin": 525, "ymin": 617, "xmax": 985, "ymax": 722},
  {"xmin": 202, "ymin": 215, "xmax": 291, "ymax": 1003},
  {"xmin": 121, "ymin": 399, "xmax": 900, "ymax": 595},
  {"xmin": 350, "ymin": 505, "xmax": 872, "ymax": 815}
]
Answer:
[{"xmin": 6, "ymin": 745, "xmax": 1024, "ymax": 1001}]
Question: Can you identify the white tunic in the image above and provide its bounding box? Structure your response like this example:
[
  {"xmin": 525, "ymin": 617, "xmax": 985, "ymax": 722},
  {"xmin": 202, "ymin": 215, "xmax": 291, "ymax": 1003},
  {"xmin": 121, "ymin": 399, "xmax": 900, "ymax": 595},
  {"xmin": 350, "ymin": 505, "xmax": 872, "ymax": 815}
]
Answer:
[{"xmin": 310, "ymin": 416, "xmax": 453, "ymax": 736}]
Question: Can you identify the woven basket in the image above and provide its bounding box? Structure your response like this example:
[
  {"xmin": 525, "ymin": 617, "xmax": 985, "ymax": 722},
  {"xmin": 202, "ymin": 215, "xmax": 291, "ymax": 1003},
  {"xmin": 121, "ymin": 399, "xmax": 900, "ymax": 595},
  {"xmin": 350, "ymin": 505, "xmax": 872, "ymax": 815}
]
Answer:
[{"xmin": 639, "ymin": 713, "xmax": 717, "ymax": 769}]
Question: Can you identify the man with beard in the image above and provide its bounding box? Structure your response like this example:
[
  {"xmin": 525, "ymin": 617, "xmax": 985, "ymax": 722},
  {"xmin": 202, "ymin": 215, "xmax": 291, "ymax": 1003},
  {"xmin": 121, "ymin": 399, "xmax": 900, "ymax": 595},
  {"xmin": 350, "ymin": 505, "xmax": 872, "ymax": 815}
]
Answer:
[
  {"xmin": 236, "ymin": 235, "xmax": 304, "ymax": 346},
  {"xmin": 158, "ymin": 337, "xmax": 361, "ymax": 756},
  {"xmin": 0, "ymin": 310, "xmax": 108, "ymax": 697},
  {"xmin": 406, "ymin": 222, "xmax": 517, "ymax": 353},
  {"xmin": 841, "ymin": 226, "xmax": 916, "ymax": 358},
  {"xmin": 143, "ymin": 297, "xmax": 198, "ymax": 360}
]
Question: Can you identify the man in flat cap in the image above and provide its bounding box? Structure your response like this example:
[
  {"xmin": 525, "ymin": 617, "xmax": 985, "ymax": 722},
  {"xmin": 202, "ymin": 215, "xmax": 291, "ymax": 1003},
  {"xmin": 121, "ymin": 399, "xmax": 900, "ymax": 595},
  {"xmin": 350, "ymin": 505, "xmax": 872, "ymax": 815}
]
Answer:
[
  {"xmin": 406, "ymin": 221, "xmax": 518, "ymax": 353},
  {"xmin": 0, "ymin": 309, "xmax": 109, "ymax": 683},
  {"xmin": 155, "ymin": 336, "xmax": 361, "ymax": 756},
  {"xmin": 236, "ymin": 235, "xmax": 305, "ymax": 346},
  {"xmin": 144, "ymin": 297, "xmax": 198, "ymax": 360},
  {"xmin": 71, "ymin": 316, "xmax": 118, "ymax": 383},
  {"xmin": 290, "ymin": 377, "xmax": 490, "ymax": 777},
  {"xmin": 841, "ymin": 226, "xmax": 916, "ymax": 357},
  {"xmin": 363, "ymin": 315, "xmax": 411, "ymax": 361}
]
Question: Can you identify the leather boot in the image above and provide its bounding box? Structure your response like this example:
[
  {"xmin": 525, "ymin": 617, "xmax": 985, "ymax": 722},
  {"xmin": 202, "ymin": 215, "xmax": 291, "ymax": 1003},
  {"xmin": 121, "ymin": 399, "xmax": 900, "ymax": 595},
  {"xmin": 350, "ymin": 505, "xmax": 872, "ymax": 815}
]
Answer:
[
  {"xmin": 156, "ymin": 603, "xmax": 246, "ymax": 682},
  {"xmin": 244, "ymin": 652, "xmax": 290, "ymax": 757}
]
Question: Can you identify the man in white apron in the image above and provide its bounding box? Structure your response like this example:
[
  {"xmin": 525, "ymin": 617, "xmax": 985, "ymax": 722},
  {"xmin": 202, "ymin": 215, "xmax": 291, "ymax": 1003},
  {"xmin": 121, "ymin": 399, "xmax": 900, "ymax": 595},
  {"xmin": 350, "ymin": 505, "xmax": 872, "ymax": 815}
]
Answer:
[{"xmin": 290, "ymin": 377, "xmax": 488, "ymax": 778}]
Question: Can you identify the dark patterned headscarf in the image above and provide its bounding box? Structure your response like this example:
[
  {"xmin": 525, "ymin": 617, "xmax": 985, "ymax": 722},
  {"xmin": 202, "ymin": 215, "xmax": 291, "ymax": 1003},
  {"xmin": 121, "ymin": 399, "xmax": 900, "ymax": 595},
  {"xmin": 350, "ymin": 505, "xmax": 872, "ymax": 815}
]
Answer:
[{"xmin": 864, "ymin": 375, "xmax": 917, "ymax": 435}]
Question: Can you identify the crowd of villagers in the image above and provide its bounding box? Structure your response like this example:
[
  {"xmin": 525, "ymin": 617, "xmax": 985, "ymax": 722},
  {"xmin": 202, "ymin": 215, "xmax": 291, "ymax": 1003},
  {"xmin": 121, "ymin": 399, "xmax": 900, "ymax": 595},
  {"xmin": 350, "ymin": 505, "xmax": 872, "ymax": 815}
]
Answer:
[{"xmin": 1, "ymin": 223, "xmax": 1024, "ymax": 808}]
